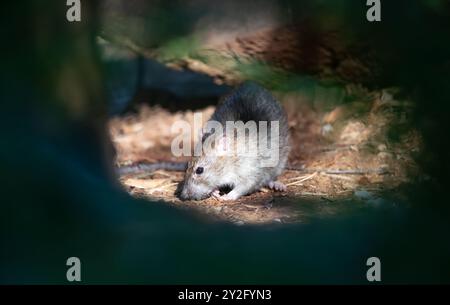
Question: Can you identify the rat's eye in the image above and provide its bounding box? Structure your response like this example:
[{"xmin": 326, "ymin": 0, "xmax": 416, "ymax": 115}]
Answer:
[{"xmin": 195, "ymin": 167, "xmax": 204, "ymax": 175}]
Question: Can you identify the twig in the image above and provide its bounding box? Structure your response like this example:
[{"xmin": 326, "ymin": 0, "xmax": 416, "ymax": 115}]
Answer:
[
  {"xmin": 287, "ymin": 165, "xmax": 388, "ymax": 175},
  {"xmin": 117, "ymin": 161, "xmax": 187, "ymax": 176},
  {"xmin": 299, "ymin": 192, "xmax": 328, "ymax": 196},
  {"xmin": 321, "ymin": 173, "xmax": 356, "ymax": 181},
  {"xmin": 286, "ymin": 172, "xmax": 318, "ymax": 186}
]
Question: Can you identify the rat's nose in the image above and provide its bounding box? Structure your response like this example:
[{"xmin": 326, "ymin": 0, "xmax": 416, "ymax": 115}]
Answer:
[{"xmin": 179, "ymin": 188, "xmax": 191, "ymax": 201}]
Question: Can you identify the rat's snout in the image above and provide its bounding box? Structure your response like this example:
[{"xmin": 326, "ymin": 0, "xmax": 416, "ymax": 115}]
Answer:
[
  {"xmin": 178, "ymin": 181, "xmax": 211, "ymax": 201},
  {"xmin": 179, "ymin": 187, "xmax": 192, "ymax": 201},
  {"xmin": 179, "ymin": 182, "xmax": 198, "ymax": 201}
]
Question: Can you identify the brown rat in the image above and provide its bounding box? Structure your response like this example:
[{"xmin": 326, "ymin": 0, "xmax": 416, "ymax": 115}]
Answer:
[{"xmin": 179, "ymin": 82, "xmax": 290, "ymax": 201}]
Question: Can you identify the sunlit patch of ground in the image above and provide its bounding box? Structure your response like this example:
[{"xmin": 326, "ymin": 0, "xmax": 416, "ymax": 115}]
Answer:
[{"xmin": 109, "ymin": 89, "xmax": 421, "ymax": 224}]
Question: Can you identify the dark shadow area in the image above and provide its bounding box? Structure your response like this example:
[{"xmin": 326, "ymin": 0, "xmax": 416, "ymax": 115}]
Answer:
[
  {"xmin": 103, "ymin": 49, "xmax": 231, "ymax": 114},
  {"xmin": 1, "ymin": 0, "xmax": 450, "ymax": 284}
]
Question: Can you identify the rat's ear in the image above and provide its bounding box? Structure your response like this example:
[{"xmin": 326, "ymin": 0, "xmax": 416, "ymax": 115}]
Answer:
[
  {"xmin": 214, "ymin": 135, "xmax": 229, "ymax": 156},
  {"xmin": 195, "ymin": 128, "xmax": 204, "ymax": 143}
]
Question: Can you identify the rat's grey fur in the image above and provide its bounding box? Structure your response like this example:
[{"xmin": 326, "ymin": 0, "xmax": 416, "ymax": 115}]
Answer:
[{"xmin": 179, "ymin": 82, "xmax": 290, "ymax": 201}]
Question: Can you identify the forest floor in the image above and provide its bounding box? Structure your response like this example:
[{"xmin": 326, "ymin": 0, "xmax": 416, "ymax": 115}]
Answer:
[{"xmin": 109, "ymin": 87, "xmax": 421, "ymax": 225}]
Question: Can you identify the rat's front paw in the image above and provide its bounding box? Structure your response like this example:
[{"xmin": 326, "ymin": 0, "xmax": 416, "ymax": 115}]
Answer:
[
  {"xmin": 218, "ymin": 191, "xmax": 241, "ymax": 201},
  {"xmin": 267, "ymin": 181, "xmax": 287, "ymax": 192},
  {"xmin": 211, "ymin": 190, "xmax": 222, "ymax": 199}
]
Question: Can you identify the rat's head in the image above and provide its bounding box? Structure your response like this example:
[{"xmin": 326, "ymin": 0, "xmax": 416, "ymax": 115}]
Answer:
[{"xmin": 179, "ymin": 136, "xmax": 235, "ymax": 201}]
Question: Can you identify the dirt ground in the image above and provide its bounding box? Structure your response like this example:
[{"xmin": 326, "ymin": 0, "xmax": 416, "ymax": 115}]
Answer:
[{"xmin": 109, "ymin": 87, "xmax": 421, "ymax": 224}]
